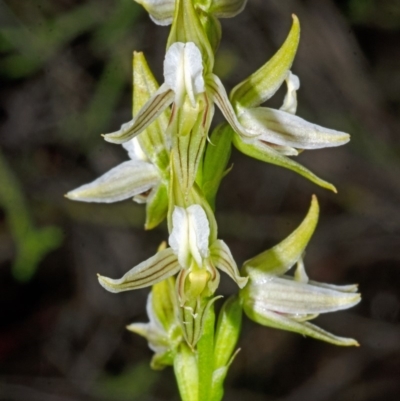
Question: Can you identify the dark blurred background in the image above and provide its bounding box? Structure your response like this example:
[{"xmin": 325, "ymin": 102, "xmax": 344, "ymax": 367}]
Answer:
[{"xmin": 1, "ymin": 0, "xmax": 400, "ymax": 400}]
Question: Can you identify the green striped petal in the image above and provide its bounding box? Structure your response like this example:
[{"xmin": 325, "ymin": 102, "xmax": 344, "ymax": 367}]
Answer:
[
  {"xmin": 98, "ymin": 248, "xmax": 180, "ymax": 292},
  {"xmin": 210, "ymin": 240, "xmax": 248, "ymax": 288},
  {"xmin": 103, "ymin": 84, "xmax": 174, "ymax": 144}
]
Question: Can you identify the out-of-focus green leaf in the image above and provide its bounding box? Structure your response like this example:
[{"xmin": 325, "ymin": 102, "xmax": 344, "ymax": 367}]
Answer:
[
  {"xmin": 0, "ymin": 150, "xmax": 63, "ymax": 281},
  {"xmin": 94, "ymin": 363, "xmax": 158, "ymax": 401}
]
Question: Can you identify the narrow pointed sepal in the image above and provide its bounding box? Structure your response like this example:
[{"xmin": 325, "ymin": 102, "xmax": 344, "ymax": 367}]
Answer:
[
  {"xmin": 232, "ymin": 134, "xmax": 337, "ymax": 192},
  {"xmin": 239, "ymin": 107, "xmax": 350, "ymax": 149},
  {"xmin": 243, "ymin": 302, "xmax": 359, "ymax": 347},
  {"xmin": 103, "ymin": 84, "xmax": 174, "ymax": 144},
  {"xmin": 230, "ymin": 15, "xmax": 300, "ymax": 110},
  {"xmin": 243, "ymin": 195, "xmax": 319, "ymax": 276},
  {"xmin": 98, "ymin": 248, "xmax": 180, "ymax": 292},
  {"xmin": 210, "ymin": 240, "xmax": 248, "ymax": 288},
  {"xmin": 65, "ymin": 160, "xmax": 159, "ymax": 203}
]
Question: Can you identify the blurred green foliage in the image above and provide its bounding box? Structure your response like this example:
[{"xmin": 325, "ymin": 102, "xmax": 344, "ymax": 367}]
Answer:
[
  {"xmin": 0, "ymin": 0, "xmax": 144, "ymax": 280},
  {"xmin": 94, "ymin": 363, "xmax": 158, "ymax": 401},
  {"xmin": 348, "ymin": 0, "xmax": 400, "ymax": 29},
  {"xmin": 0, "ymin": 149, "xmax": 63, "ymax": 281}
]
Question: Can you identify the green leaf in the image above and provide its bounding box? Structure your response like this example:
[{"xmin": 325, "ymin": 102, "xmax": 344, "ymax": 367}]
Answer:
[
  {"xmin": 201, "ymin": 123, "xmax": 233, "ymax": 210},
  {"xmin": 213, "ymin": 296, "xmax": 242, "ymax": 370},
  {"xmin": 145, "ymin": 183, "xmax": 169, "ymax": 230},
  {"xmin": 0, "ymin": 150, "xmax": 62, "ymax": 282},
  {"xmin": 210, "ymin": 296, "xmax": 242, "ymax": 401}
]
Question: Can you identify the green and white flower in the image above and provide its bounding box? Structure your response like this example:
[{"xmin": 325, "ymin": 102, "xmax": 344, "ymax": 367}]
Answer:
[
  {"xmin": 98, "ymin": 203, "xmax": 246, "ymax": 295},
  {"xmin": 98, "ymin": 203, "xmax": 247, "ymax": 346},
  {"xmin": 66, "ymin": 51, "xmax": 170, "ymax": 229},
  {"xmin": 240, "ymin": 196, "xmax": 361, "ymax": 346}
]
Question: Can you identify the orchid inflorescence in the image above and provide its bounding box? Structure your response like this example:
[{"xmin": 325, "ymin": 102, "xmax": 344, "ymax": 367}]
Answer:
[{"xmin": 66, "ymin": 1, "xmax": 360, "ymax": 400}]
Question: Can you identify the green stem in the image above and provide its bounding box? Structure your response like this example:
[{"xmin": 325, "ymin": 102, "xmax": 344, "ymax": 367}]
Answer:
[{"xmin": 174, "ymin": 342, "xmax": 199, "ymax": 401}]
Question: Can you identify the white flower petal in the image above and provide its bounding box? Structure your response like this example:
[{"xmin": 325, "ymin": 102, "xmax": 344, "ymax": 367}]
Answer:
[
  {"xmin": 65, "ymin": 160, "xmax": 159, "ymax": 203},
  {"xmin": 294, "ymin": 257, "xmax": 308, "ymax": 283},
  {"xmin": 164, "ymin": 42, "xmax": 205, "ymax": 107},
  {"xmin": 187, "ymin": 204, "xmax": 210, "ymax": 266},
  {"xmin": 123, "ymin": 137, "xmax": 149, "ymax": 161},
  {"xmin": 169, "ymin": 205, "xmax": 210, "ymax": 269},
  {"xmin": 210, "ymin": 240, "xmax": 248, "ymax": 288},
  {"xmin": 169, "ymin": 206, "xmax": 190, "ymax": 268},
  {"xmin": 247, "ymin": 276, "xmax": 361, "ymax": 315},
  {"xmin": 280, "ymin": 71, "xmax": 300, "ymax": 115},
  {"xmin": 239, "ymin": 107, "xmax": 350, "ymax": 149}
]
